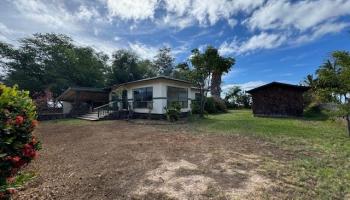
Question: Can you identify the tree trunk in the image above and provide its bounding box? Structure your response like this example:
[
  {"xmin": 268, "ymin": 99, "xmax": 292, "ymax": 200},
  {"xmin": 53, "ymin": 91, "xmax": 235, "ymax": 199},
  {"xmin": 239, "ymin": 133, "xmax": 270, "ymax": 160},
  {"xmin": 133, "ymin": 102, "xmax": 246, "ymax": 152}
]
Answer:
[
  {"xmin": 346, "ymin": 115, "xmax": 350, "ymax": 137},
  {"xmin": 211, "ymin": 71, "xmax": 222, "ymax": 99},
  {"xmin": 200, "ymin": 87, "xmax": 205, "ymax": 118}
]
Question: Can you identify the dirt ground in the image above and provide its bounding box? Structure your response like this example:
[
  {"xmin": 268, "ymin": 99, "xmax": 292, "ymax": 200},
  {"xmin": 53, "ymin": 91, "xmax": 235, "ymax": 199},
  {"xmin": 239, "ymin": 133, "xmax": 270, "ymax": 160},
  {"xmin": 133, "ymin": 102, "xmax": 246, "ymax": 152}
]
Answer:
[{"xmin": 14, "ymin": 120, "xmax": 292, "ymax": 200}]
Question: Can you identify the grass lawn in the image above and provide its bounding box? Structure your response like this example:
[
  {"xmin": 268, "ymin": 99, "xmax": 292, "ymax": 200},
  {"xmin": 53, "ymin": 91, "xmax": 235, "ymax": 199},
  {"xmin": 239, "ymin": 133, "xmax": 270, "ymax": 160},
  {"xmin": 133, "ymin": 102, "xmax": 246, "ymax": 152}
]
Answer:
[{"xmin": 192, "ymin": 109, "xmax": 350, "ymax": 199}]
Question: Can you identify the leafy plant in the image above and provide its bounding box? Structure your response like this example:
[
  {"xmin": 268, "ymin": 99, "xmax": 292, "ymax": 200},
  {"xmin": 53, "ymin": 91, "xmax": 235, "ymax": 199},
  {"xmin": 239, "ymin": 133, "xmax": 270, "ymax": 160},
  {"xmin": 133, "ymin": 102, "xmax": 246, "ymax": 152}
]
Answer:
[
  {"xmin": 205, "ymin": 97, "xmax": 227, "ymax": 114},
  {"xmin": 0, "ymin": 84, "xmax": 41, "ymax": 198},
  {"xmin": 165, "ymin": 102, "xmax": 181, "ymax": 122}
]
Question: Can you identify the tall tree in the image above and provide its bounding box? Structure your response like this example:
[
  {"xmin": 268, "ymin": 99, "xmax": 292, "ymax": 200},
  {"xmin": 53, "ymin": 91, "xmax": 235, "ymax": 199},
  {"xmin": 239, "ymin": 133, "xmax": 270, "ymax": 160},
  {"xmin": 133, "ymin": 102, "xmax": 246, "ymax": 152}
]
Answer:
[
  {"xmin": 0, "ymin": 33, "xmax": 108, "ymax": 97},
  {"xmin": 137, "ymin": 59, "xmax": 157, "ymax": 78},
  {"xmin": 107, "ymin": 50, "xmax": 157, "ymax": 85},
  {"xmin": 153, "ymin": 47, "xmax": 174, "ymax": 76},
  {"xmin": 208, "ymin": 47, "xmax": 235, "ymax": 99},
  {"xmin": 189, "ymin": 47, "xmax": 217, "ymax": 117},
  {"xmin": 173, "ymin": 62, "xmax": 191, "ymax": 80},
  {"xmin": 315, "ymin": 51, "xmax": 350, "ymax": 136}
]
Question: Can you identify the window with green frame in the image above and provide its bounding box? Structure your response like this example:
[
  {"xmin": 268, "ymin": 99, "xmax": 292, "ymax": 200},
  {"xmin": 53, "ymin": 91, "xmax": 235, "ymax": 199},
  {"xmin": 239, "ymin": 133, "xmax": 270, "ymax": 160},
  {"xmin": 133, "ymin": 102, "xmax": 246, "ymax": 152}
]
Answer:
[
  {"xmin": 167, "ymin": 86, "xmax": 188, "ymax": 108},
  {"xmin": 133, "ymin": 87, "xmax": 153, "ymax": 108}
]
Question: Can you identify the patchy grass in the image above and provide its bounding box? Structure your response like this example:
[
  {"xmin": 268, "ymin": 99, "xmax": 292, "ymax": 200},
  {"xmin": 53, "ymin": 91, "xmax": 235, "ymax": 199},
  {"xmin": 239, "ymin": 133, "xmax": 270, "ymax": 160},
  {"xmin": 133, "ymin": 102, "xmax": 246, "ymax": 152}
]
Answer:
[
  {"xmin": 191, "ymin": 110, "xmax": 350, "ymax": 199},
  {"xmin": 41, "ymin": 118, "xmax": 114, "ymax": 126},
  {"xmin": 0, "ymin": 172, "xmax": 36, "ymax": 192}
]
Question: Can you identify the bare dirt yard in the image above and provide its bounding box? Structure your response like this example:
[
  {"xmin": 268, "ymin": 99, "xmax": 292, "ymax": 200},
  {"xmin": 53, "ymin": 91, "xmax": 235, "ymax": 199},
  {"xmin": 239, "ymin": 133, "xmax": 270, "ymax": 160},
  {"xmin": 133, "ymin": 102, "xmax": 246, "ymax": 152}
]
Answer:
[{"xmin": 14, "ymin": 119, "xmax": 294, "ymax": 200}]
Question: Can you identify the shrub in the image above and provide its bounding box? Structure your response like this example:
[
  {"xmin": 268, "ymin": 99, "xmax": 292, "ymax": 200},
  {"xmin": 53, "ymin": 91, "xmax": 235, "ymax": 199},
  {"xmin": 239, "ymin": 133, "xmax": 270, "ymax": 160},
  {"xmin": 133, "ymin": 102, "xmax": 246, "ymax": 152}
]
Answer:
[
  {"xmin": 165, "ymin": 102, "xmax": 181, "ymax": 122},
  {"xmin": 191, "ymin": 101, "xmax": 201, "ymax": 114},
  {"xmin": 0, "ymin": 84, "xmax": 41, "ymax": 198},
  {"xmin": 205, "ymin": 97, "xmax": 227, "ymax": 114}
]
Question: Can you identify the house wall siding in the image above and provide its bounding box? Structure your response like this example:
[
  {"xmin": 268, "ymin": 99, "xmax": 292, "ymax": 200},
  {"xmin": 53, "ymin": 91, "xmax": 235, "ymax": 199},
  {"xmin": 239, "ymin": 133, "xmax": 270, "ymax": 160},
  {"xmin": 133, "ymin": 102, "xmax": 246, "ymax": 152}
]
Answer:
[{"xmin": 111, "ymin": 79, "xmax": 200, "ymax": 114}]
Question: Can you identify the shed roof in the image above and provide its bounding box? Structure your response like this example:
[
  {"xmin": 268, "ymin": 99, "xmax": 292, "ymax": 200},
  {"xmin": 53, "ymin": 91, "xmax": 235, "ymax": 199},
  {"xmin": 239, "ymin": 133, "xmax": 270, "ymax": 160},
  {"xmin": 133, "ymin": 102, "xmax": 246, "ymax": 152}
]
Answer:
[{"xmin": 246, "ymin": 82, "xmax": 309, "ymax": 93}]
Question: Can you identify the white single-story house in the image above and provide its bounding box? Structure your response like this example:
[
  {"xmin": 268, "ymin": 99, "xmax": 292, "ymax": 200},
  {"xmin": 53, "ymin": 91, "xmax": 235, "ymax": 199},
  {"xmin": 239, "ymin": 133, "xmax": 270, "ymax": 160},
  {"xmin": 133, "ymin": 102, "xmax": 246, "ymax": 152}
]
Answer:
[{"xmin": 57, "ymin": 76, "xmax": 201, "ymax": 120}]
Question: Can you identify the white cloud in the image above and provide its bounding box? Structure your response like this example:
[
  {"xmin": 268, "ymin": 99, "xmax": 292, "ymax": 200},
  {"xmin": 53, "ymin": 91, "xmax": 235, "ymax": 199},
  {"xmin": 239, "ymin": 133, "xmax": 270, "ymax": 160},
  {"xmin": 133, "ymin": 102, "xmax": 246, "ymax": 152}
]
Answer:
[
  {"xmin": 239, "ymin": 32, "xmax": 287, "ymax": 53},
  {"xmin": 295, "ymin": 22, "xmax": 350, "ymax": 44},
  {"xmin": 12, "ymin": 0, "xmax": 80, "ymax": 32},
  {"xmin": 222, "ymin": 81, "xmax": 266, "ymax": 92},
  {"xmin": 161, "ymin": 14, "xmax": 195, "ymax": 30},
  {"xmin": 219, "ymin": 32, "xmax": 287, "ymax": 55},
  {"xmin": 160, "ymin": 0, "xmax": 263, "ymax": 29},
  {"xmin": 164, "ymin": 0, "xmax": 191, "ymax": 16},
  {"xmin": 227, "ymin": 19, "xmax": 237, "ymax": 28},
  {"xmin": 246, "ymin": 0, "xmax": 350, "ymax": 31},
  {"xmin": 128, "ymin": 42, "xmax": 158, "ymax": 60},
  {"xmin": 113, "ymin": 36, "xmax": 121, "ymax": 41},
  {"xmin": 219, "ymin": 40, "xmax": 237, "ymax": 55},
  {"xmin": 76, "ymin": 5, "xmax": 101, "ymax": 22},
  {"xmin": 191, "ymin": 0, "xmax": 263, "ymax": 26},
  {"xmin": 73, "ymin": 36, "xmax": 120, "ymax": 57},
  {"xmin": 0, "ymin": 23, "xmax": 15, "ymax": 43},
  {"xmin": 106, "ymin": 0, "xmax": 159, "ymax": 21}
]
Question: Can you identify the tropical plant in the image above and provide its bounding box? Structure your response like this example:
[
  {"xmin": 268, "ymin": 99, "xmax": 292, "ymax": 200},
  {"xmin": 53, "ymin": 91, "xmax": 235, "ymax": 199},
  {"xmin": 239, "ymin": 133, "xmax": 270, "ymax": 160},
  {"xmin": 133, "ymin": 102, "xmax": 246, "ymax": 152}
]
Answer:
[
  {"xmin": 165, "ymin": 102, "xmax": 181, "ymax": 122},
  {"xmin": 210, "ymin": 48, "xmax": 235, "ymax": 99},
  {"xmin": 224, "ymin": 86, "xmax": 251, "ymax": 109},
  {"xmin": 0, "ymin": 84, "xmax": 41, "ymax": 198},
  {"xmin": 314, "ymin": 51, "xmax": 350, "ymax": 136}
]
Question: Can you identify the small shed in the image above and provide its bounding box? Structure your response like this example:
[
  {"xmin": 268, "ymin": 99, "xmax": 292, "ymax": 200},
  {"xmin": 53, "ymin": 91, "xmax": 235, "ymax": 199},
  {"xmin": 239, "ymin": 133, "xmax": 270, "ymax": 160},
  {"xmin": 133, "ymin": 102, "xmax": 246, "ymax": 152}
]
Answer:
[{"xmin": 247, "ymin": 82, "xmax": 309, "ymax": 117}]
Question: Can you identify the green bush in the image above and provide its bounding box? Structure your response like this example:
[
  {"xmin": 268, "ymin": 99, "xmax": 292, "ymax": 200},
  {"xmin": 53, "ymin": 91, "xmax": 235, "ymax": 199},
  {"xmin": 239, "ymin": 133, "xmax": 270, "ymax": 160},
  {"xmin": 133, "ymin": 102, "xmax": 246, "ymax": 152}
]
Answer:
[
  {"xmin": 191, "ymin": 97, "xmax": 228, "ymax": 114},
  {"xmin": 0, "ymin": 85, "xmax": 41, "ymax": 198},
  {"xmin": 191, "ymin": 101, "xmax": 201, "ymax": 114},
  {"xmin": 205, "ymin": 97, "xmax": 227, "ymax": 114},
  {"xmin": 165, "ymin": 102, "xmax": 181, "ymax": 122}
]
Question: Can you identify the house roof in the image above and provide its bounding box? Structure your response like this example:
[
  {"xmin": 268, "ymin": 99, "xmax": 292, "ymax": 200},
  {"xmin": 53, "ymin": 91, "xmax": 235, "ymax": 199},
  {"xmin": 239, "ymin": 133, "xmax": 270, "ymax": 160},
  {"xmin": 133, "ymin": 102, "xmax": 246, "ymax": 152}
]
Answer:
[
  {"xmin": 246, "ymin": 82, "xmax": 310, "ymax": 94},
  {"xmin": 56, "ymin": 87, "xmax": 109, "ymax": 102},
  {"xmin": 111, "ymin": 76, "xmax": 193, "ymax": 90}
]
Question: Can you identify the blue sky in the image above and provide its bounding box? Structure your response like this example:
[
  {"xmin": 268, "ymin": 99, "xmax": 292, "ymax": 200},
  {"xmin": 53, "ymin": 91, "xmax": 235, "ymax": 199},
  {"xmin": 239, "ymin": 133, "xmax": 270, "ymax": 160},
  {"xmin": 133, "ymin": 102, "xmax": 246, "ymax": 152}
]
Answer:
[{"xmin": 0, "ymin": 0, "xmax": 349, "ymax": 91}]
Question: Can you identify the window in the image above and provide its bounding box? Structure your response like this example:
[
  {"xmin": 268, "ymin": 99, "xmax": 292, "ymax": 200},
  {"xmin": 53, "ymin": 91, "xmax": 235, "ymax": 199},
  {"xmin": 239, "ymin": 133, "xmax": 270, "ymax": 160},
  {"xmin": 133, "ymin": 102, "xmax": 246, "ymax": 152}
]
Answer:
[
  {"xmin": 133, "ymin": 87, "xmax": 153, "ymax": 108},
  {"xmin": 167, "ymin": 86, "xmax": 188, "ymax": 108}
]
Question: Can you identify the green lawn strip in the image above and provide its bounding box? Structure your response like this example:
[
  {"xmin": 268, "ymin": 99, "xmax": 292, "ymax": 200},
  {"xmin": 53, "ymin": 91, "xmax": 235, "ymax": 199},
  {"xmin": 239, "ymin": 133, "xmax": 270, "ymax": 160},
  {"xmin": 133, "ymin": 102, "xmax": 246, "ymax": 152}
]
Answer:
[{"xmin": 191, "ymin": 110, "xmax": 350, "ymax": 199}]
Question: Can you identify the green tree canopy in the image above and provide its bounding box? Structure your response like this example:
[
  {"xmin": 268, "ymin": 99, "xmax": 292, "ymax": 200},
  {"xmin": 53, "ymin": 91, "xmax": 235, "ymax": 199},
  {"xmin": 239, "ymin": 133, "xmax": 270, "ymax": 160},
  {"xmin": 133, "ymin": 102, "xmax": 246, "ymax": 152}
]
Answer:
[
  {"xmin": 153, "ymin": 47, "xmax": 174, "ymax": 76},
  {"xmin": 106, "ymin": 50, "xmax": 157, "ymax": 86},
  {"xmin": 0, "ymin": 33, "xmax": 108, "ymax": 97},
  {"xmin": 315, "ymin": 51, "xmax": 350, "ymax": 136}
]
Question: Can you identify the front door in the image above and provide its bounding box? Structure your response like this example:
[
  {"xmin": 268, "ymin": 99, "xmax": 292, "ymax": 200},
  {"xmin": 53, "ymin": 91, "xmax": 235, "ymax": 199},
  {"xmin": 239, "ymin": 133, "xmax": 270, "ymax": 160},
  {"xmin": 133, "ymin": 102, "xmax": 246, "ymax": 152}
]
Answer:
[{"xmin": 122, "ymin": 90, "xmax": 128, "ymax": 109}]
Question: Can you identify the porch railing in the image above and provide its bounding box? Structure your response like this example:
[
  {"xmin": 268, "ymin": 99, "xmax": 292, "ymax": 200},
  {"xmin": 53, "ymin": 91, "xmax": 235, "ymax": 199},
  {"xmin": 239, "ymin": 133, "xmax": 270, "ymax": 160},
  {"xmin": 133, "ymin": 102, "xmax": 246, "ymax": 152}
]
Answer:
[{"xmin": 93, "ymin": 101, "xmax": 119, "ymax": 118}]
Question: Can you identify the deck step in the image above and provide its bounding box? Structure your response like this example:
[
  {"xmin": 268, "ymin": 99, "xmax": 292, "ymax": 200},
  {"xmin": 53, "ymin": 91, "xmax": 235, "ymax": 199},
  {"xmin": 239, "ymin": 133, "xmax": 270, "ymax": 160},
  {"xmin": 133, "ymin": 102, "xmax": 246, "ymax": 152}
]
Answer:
[
  {"xmin": 77, "ymin": 111, "xmax": 114, "ymax": 121},
  {"xmin": 77, "ymin": 116, "xmax": 99, "ymax": 121}
]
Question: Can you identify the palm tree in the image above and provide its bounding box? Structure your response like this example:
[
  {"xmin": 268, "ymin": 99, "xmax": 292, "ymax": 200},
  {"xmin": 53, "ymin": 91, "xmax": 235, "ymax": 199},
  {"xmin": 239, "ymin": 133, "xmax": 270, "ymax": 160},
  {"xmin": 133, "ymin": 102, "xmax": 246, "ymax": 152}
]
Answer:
[
  {"xmin": 303, "ymin": 74, "xmax": 316, "ymax": 88},
  {"xmin": 210, "ymin": 50, "xmax": 235, "ymax": 99},
  {"xmin": 224, "ymin": 86, "xmax": 242, "ymax": 102}
]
